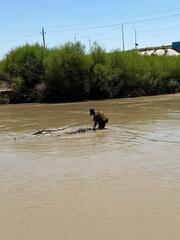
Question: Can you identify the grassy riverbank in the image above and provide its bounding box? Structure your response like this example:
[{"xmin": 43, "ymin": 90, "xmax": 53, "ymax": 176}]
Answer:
[{"xmin": 0, "ymin": 42, "xmax": 180, "ymax": 104}]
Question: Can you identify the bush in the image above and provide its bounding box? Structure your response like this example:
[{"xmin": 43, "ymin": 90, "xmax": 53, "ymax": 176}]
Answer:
[
  {"xmin": 44, "ymin": 42, "xmax": 89, "ymax": 102},
  {"xmin": 1, "ymin": 44, "xmax": 47, "ymax": 102},
  {"xmin": 0, "ymin": 42, "xmax": 180, "ymax": 103}
]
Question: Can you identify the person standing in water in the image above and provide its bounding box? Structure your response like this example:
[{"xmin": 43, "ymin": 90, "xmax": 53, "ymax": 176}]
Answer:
[{"xmin": 89, "ymin": 108, "xmax": 108, "ymax": 130}]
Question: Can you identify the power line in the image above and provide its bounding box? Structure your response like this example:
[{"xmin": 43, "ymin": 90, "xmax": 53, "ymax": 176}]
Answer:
[
  {"xmin": 36, "ymin": 15, "xmax": 180, "ymax": 50},
  {"xmin": 120, "ymin": 13, "xmax": 180, "ymax": 51},
  {"xmin": 0, "ymin": 10, "xmax": 180, "ymax": 51},
  {"xmin": 42, "ymin": 7, "xmax": 180, "ymax": 30},
  {"xmin": 42, "ymin": 13, "xmax": 180, "ymax": 35},
  {"xmin": 90, "ymin": 26, "xmax": 121, "ymax": 37},
  {"xmin": 0, "ymin": 34, "xmax": 38, "ymax": 44},
  {"xmin": 138, "ymin": 24, "xmax": 180, "ymax": 33},
  {"xmin": 43, "ymin": 11, "xmax": 180, "ymax": 52},
  {"xmin": 0, "ymin": 31, "xmax": 39, "ymax": 40},
  {"xmin": 124, "ymin": 13, "xmax": 180, "ymax": 25},
  {"xmin": 0, "ymin": 11, "xmax": 180, "ymax": 41},
  {"xmin": 47, "ymin": 24, "xmax": 122, "ymax": 34},
  {"xmin": 0, "ymin": 8, "xmax": 179, "ymax": 42},
  {"xmin": 120, "ymin": 7, "xmax": 180, "ymax": 22}
]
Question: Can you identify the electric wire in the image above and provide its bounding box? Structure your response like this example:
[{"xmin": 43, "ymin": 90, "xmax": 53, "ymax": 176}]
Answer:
[{"xmin": 0, "ymin": 10, "xmax": 180, "ymax": 45}]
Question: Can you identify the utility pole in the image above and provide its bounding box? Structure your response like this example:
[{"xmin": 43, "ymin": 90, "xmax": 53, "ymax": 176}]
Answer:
[
  {"xmin": 85, "ymin": 35, "xmax": 91, "ymax": 51},
  {"xmin": 135, "ymin": 28, "xmax": 137, "ymax": 49},
  {"xmin": 132, "ymin": 27, "xmax": 138, "ymax": 49},
  {"xmin": 74, "ymin": 33, "xmax": 79, "ymax": 43},
  {"xmin": 40, "ymin": 27, "xmax": 46, "ymax": 48},
  {"xmin": 88, "ymin": 37, "xmax": 91, "ymax": 50},
  {"xmin": 121, "ymin": 23, "xmax": 125, "ymax": 51},
  {"xmin": 74, "ymin": 35, "xmax": 77, "ymax": 43}
]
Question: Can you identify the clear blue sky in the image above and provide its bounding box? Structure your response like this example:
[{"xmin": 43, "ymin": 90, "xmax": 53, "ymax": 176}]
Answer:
[{"xmin": 0, "ymin": 0, "xmax": 180, "ymax": 58}]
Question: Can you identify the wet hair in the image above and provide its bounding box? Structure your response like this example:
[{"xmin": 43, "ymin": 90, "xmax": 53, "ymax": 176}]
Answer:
[{"xmin": 89, "ymin": 108, "xmax": 95, "ymax": 115}]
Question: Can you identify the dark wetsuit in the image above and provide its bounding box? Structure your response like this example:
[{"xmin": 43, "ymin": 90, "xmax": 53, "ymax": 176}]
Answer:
[{"xmin": 93, "ymin": 111, "xmax": 108, "ymax": 129}]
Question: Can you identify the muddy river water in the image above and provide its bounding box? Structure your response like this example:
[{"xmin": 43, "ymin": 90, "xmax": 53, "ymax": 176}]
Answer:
[{"xmin": 0, "ymin": 94, "xmax": 180, "ymax": 240}]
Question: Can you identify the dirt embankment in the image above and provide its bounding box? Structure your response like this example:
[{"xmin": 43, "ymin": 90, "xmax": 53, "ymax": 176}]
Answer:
[{"xmin": 0, "ymin": 82, "xmax": 13, "ymax": 104}]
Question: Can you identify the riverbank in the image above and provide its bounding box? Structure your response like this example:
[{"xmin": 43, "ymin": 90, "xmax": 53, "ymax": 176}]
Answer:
[{"xmin": 0, "ymin": 82, "xmax": 180, "ymax": 105}]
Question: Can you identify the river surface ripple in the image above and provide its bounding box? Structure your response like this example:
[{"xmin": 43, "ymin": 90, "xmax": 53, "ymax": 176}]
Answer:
[{"xmin": 0, "ymin": 94, "xmax": 180, "ymax": 240}]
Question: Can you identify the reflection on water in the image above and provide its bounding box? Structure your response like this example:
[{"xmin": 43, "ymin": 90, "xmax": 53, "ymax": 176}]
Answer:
[{"xmin": 0, "ymin": 94, "xmax": 180, "ymax": 240}]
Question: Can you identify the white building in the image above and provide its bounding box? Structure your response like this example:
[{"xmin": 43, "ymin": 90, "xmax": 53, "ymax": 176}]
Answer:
[{"xmin": 138, "ymin": 45, "xmax": 180, "ymax": 56}]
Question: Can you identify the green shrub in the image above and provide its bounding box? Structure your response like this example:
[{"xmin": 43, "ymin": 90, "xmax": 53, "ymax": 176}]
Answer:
[
  {"xmin": 44, "ymin": 42, "xmax": 89, "ymax": 102},
  {"xmin": 0, "ymin": 42, "xmax": 180, "ymax": 103},
  {"xmin": 2, "ymin": 44, "xmax": 47, "ymax": 102}
]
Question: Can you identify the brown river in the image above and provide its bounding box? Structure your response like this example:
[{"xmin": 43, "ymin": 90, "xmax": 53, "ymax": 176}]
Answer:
[{"xmin": 0, "ymin": 94, "xmax": 180, "ymax": 240}]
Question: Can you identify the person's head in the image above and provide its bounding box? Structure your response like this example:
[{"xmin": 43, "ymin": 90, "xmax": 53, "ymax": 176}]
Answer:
[{"xmin": 89, "ymin": 108, "xmax": 95, "ymax": 116}]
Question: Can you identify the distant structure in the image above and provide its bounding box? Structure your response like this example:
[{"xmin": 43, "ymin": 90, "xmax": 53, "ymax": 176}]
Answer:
[
  {"xmin": 0, "ymin": 82, "xmax": 13, "ymax": 103},
  {"xmin": 138, "ymin": 41, "xmax": 180, "ymax": 56},
  {"xmin": 0, "ymin": 82, "xmax": 13, "ymax": 93}
]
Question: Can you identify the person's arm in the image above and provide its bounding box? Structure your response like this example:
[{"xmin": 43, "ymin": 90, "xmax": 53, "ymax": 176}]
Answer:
[
  {"xmin": 93, "ymin": 114, "xmax": 98, "ymax": 130},
  {"xmin": 93, "ymin": 120, "xmax": 97, "ymax": 130}
]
